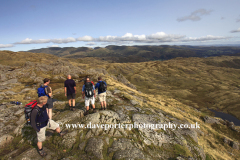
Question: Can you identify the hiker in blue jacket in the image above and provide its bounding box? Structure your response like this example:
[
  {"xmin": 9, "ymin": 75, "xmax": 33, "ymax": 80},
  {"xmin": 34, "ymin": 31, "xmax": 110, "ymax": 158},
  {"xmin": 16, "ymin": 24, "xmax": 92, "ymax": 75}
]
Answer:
[{"xmin": 95, "ymin": 77, "xmax": 107, "ymax": 110}]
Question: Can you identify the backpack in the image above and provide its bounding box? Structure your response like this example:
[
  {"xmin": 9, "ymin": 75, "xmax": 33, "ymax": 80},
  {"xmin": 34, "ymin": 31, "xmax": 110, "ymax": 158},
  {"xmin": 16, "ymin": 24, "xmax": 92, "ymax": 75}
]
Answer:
[
  {"xmin": 24, "ymin": 100, "xmax": 39, "ymax": 125},
  {"xmin": 99, "ymin": 81, "xmax": 107, "ymax": 92},
  {"xmin": 37, "ymin": 85, "xmax": 48, "ymax": 97},
  {"xmin": 85, "ymin": 82, "xmax": 94, "ymax": 98}
]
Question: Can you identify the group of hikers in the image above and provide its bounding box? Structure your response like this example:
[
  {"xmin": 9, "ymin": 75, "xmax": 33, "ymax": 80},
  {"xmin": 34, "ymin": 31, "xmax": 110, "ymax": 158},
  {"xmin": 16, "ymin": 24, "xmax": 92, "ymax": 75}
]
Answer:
[{"xmin": 26, "ymin": 75, "xmax": 107, "ymax": 157}]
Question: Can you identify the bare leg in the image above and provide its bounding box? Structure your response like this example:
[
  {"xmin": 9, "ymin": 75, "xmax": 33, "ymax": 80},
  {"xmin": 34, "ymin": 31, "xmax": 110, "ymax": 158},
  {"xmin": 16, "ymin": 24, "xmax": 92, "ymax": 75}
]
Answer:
[
  {"xmin": 55, "ymin": 127, "xmax": 60, "ymax": 133},
  {"xmin": 37, "ymin": 141, "xmax": 42, "ymax": 149},
  {"xmin": 100, "ymin": 102, "xmax": 104, "ymax": 108},
  {"xmin": 92, "ymin": 104, "xmax": 95, "ymax": 109},
  {"xmin": 48, "ymin": 109, "xmax": 52, "ymax": 119},
  {"xmin": 86, "ymin": 106, "xmax": 89, "ymax": 111},
  {"xmin": 104, "ymin": 101, "xmax": 107, "ymax": 108},
  {"xmin": 68, "ymin": 99, "xmax": 72, "ymax": 106},
  {"xmin": 72, "ymin": 99, "xmax": 75, "ymax": 107}
]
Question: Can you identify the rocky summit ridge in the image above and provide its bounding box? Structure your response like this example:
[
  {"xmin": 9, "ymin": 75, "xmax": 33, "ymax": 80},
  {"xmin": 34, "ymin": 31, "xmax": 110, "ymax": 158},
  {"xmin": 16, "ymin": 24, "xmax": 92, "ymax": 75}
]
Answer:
[{"xmin": 0, "ymin": 51, "xmax": 239, "ymax": 160}]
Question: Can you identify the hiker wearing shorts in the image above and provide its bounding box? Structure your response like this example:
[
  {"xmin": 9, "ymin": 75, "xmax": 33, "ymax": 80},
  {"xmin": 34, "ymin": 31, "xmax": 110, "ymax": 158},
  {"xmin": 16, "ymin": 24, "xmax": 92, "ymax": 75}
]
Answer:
[
  {"xmin": 31, "ymin": 96, "xmax": 67, "ymax": 157},
  {"xmin": 64, "ymin": 75, "xmax": 76, "ymax": 111},
  {"xmin": 39, "ymin": 78, "xmax": 53, "ymax": 119},
  {"xmin": 82, "ymin": 77, "xmax": 96, "ymax": 115},
  {"xmin": 95, "ymin": 77, "xmax": 107, "ymax": 110}
]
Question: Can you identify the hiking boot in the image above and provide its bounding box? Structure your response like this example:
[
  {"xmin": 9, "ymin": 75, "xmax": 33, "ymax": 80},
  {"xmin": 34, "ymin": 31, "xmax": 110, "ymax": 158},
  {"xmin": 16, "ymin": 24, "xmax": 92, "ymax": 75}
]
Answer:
[
  {"xmin": 37, "ymin": 148, "xmax": 47, "ymax": 157},
  {"xmin": 59, "ymin": 130, "xmax": 68, "ymax": 138},
  {"xmin": 69, "ymin": 106, "xmax": 72, "ymax": 111},
  {"xmin": 72, "ymin": 107, "xmax": 76, "ymax": 111},
  {"xmin": 93, "ymin": 109, "xmax": 96, "ymax": 113},
  {"xmin": 84, "ymin": 110, "xmax": 89, "ymax": 116},
  {"xmin": 104, "ymin": 107, "xmax": 106, "ymax": 110}
]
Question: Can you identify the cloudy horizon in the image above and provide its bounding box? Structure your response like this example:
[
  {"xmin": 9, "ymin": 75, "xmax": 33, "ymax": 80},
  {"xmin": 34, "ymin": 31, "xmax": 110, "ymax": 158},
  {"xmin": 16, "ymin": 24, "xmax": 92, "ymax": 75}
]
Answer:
[{"xmin": 1, "ymin": 0, "xmax": 240, "ymax": 51}]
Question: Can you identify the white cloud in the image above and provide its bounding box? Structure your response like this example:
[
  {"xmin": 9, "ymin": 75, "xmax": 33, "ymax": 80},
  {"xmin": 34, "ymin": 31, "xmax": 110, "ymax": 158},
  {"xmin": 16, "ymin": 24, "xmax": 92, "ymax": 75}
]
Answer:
[
  {"xmin": 51, "ymin": 37, "xmax": 76, "ymax": 43},
  {"xmin": 0, "ymin": 44, "xmax": 14, "ymax": 48},
  {"xmin": 77, "ymin": 36, "xmax": 94, "ymax": 41},
  {"xmin": 231, "ymin": 27, "xmax": 240, "ymax": 33},
  {"xmin": 184, "ymin": 35, "xmax": 230, "ymax": 42},
  {"xmin": 16, "ymin": 38, "xmax": 51, "ymax": 44},
  {"xmin": 177, "ymin": 9, "xmax": 213, "ymax": 22},
  {"xmin": 14, "ymin": 32, "xmax": 231, "ymax": 46},
  {"xmin": 86, "ymin": 42, "xmax": 96, "ymax": 46},
  {"xmin": 16, "ymin": 37, "xmax": 77, "ymax": 44},
  {"xmin": 47, "ymin": 45, "xmax": 59, "ymax": 48}
]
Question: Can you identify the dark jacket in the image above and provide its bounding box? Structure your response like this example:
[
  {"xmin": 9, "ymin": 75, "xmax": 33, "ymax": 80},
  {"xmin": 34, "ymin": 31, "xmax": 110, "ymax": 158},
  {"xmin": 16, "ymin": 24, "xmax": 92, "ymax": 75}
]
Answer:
[{"xmin": 30, "ymin": 105, "xmax": 49, "ymax": 132}]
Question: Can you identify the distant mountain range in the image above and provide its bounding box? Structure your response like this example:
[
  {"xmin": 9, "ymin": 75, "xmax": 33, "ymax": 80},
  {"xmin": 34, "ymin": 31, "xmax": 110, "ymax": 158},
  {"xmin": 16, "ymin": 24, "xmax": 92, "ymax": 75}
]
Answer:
[{"xmin": 25, "ymin": 45, "xmax": 240, "ymax": 63}]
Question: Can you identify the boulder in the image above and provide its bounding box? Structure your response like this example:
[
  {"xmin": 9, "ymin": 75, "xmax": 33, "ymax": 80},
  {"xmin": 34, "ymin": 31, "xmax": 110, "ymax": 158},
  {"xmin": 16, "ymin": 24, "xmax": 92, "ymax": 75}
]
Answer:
[
  {"xmin": 203, "ymin": 116, "xmax": 220, "ymax": 124},
  {"xmin": 108, "ymin": 138, "xmax": 144, "ymax": 160},
  {"xmin": 230, "ymin": 141, "xmax": 239, "ymax": 150},
  {"xmin": 85, "ymin": 138, "xmax": 104, "ymax": 159},
  {"xmin": 0, "ymin": 134, "xmax": 14, "ymax": 148}
]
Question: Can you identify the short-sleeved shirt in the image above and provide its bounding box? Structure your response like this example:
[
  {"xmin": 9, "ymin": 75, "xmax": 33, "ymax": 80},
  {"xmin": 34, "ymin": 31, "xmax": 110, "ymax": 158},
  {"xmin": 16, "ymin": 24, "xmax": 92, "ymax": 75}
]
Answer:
[
  {"xmin": 95, "ymin": 81, "xmax": 107, "ymax": 94},
  {"xmin": 64, "ymin": 79, "xmax": 76, "ymax": 95},
  {"xmin": 41, "ymin": 85, "xmax": 52, "ymax": 98}
]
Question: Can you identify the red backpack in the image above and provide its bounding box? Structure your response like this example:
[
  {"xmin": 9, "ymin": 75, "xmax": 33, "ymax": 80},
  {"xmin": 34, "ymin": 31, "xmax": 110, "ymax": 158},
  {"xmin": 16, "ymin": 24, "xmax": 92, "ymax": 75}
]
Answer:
[{"xmin": 24, "ymin": 100, "xmax": 38, "ymax": 125}]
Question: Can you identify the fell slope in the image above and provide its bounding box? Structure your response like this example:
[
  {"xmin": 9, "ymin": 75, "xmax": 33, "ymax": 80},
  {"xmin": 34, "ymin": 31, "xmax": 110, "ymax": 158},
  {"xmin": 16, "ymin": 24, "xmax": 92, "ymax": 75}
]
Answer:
[{"xmin": 0, "ymin": 51, "xmax": 239, "ymax": 160}]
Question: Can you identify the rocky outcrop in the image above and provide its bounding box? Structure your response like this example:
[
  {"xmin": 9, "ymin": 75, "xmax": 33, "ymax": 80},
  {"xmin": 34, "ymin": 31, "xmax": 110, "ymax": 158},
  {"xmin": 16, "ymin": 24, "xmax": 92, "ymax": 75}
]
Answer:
[
  {"xmin": 203, "ymin": 116, "xmax": 220, "ymax": 124},
  {"xmin": 0, "ymin": 134, "xmax": 14, "ymax": 148},
  {"xmin": 117, "ymin": 74, "xmax": 137, "ymax": 89}
]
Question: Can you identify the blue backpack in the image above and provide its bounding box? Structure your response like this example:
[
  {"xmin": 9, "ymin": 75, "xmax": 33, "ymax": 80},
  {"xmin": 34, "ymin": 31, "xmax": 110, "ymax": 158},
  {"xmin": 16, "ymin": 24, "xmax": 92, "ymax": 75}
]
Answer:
[{"xmin": 37, "ymin": 86, "xmax": 49, "ymax": 97}]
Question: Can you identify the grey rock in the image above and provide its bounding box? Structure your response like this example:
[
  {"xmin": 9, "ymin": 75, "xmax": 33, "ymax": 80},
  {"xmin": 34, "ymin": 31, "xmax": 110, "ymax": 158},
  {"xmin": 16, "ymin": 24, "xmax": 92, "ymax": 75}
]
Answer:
[
  {"xmin": 82, "ymin": 112, "xmax": 100, "ymax": 124},
  {"xmin": 130, "ymin": 99, "xmax": 139, "ymax": 106},
  {"xmin": 0, "ymin": 74, "xmax": 7, "ymax": 82},
  {"xmin": 117, "ymin": 74, "xmax": 136, "ymax": 90},
  {"xmin": 0, "ymin": 92, "xmax": 6, "ymax": 95},
  {"xmin": 34, "ymin": 77, "xmax": 44, "ymax": 83},
  {"xmin": 16, "ymin": 115, "xmax": 26, "ymax": 125},
  {"xmin": 108, "ymin": 138, "xmax": 144, "ymax": 160},
  {"xmin": 85, "ymin": 130, "xmax": 92, "ymax": 139},
  {"xmin": 178, "ymin": 128, "xmax": 198, "ymax": 143},
  {"xmin": 106, "ymin": 90, "xmax": 114, "ymax": 97},
  {"xmin": 113, "ymin": 130, "xmax": 122, "ymax": 137},
  {"xmin": 85, "ymin": 138, "xmax": 104, "ymax": 159},
  {"xmin": 5, "ymin": 91, "xmax": 16, "ymax": 95},
  {"xmin": 0, "ymin": 134, "xmax": 14, "ymax": 148},
  {"xmin": 113, "ymin": 89, "xmax": 121, "ymax": 95},
  {"xmin": 14, "ymin": 124, "xmax": 24, "ymax": 136},
  {"xmin": 203, "ymin": 116, "xmax": 220, "ymax": 124},
  {"xmin": 223, "ymin": 137, "xmax": 230, "ymax": 145},
  {"xmin": 20, "ymin": 88, "xmax": 35, "ymax": 93},
  {"xmin": 61, "ymin": 131, "xmax": 78, "ymax": 149},
  {"xmin": 108, "ymin": 127, "xmax": 115, "ymax": 136},
  {"xmin": 14, "ymin": 109, "xmax": 24, "ymax": 116},
  {"xmin": 79, "ymin": 141, "xmax": 86, "ymax": 151},
  {"xmin": 112, "ymin": 148, "xmax": 144, "ymax": 160},
  {"xmin": 132, "ymin": 114, "xmax": 169, "ymax": 146},
  {"xmin": 230, "ymin": 141, "xmax": 239, "ymax": 150},
  {"xmin": 108, "ymin": 138, "xmax": 134, "ymax": 153},
  {"xmin": 105, "ymin": 137, "xmax": 109, "ymax": 145},
  {"xmin": 14, "ymin": 147, "xmax": 54, "ymax": 160},
  {"xmin": 1, "ymin": 79, "xmax": 18, "ymax": 85}
]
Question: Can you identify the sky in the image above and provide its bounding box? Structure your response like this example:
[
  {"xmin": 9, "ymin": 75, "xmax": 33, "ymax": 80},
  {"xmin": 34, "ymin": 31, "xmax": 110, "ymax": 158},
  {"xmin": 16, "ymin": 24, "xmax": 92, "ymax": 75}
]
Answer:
[{"xmin": 0, "ymin": 0, "xmax": 240, "ymax": 52}]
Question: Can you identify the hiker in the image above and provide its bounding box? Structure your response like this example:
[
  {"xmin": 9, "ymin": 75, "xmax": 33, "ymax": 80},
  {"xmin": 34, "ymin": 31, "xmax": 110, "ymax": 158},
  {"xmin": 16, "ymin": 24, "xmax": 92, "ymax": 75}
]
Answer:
[
  {"xmin": 82, "ymin": 76, "xmax": 96, "ymax": 115},
  {"xmin": 31, "ymin": 96, "xmax": 67, "ymax": 157},
  {"xmin": 38, "ymin": 78, "xmax": 53, "ymax": 119},
  {"xmin": 95, "ymin": 76, "xmax": 107, "ymax": 110},
  {"xmin": 64, "ymin": 75, "xmax": 76, "ymax": 111}
]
